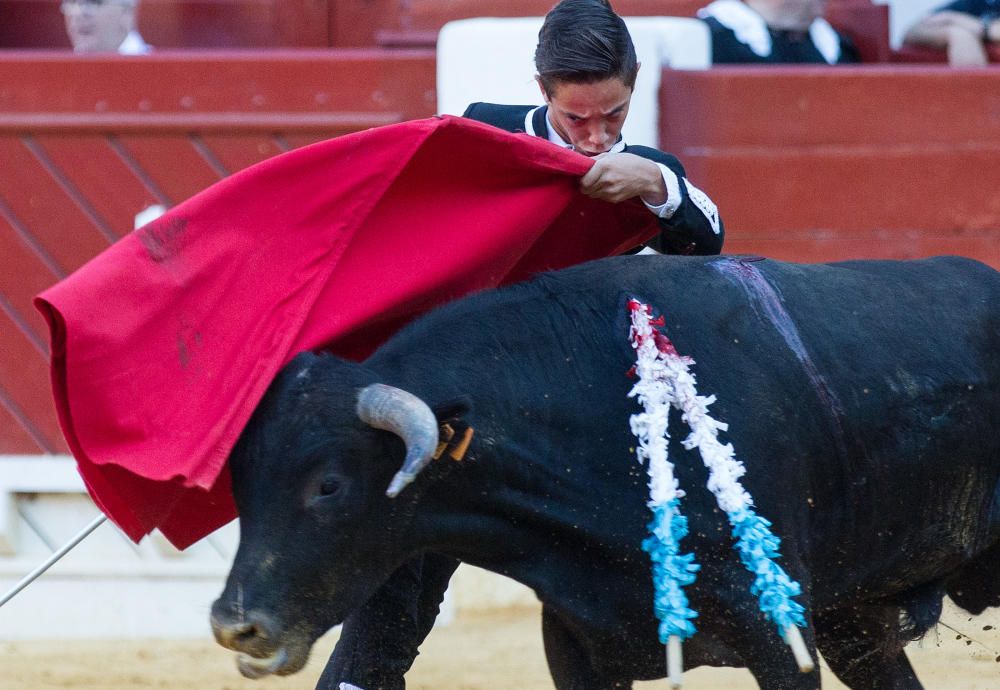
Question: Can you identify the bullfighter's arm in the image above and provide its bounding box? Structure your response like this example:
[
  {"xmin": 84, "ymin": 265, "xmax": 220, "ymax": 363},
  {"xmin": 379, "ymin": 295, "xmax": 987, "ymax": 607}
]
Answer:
[
  {"xmin": 318, "ymin": 552, "xmax": 460, "ymax": 690},
  {"xmin": 621, "ymin": 145, "xmax": 724, "ymax": 256}
]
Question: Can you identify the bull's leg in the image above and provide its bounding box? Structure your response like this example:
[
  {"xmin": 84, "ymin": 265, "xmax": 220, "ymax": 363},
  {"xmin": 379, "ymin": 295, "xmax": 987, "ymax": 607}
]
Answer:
[
  {"xmin": 814, "ymin": 606, "xmax": 923, "ymax": 690},
  {"xmin": 317, "ymin": 553, "xmax": 460, "ymax": 690},
  {"xmin": 541, "ymin": 606, "xmax": 631, "ymax": 690},
  {"xmin": 709, "ymin": 612, "xmax": 822, "ymax": 689},
  {"xmin": 689, "ymin": 558, "xmax": 821, "ymax": 689},
  {"xmin": 947, "ymin": 540, "xmax": 1000, "ymax": 615}
]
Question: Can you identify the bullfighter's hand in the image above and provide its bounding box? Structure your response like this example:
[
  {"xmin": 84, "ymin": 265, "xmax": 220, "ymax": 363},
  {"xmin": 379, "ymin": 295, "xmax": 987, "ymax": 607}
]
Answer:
[{"xmin": 579, "ymin": 152, "xmax": 667, "ymax": 206}]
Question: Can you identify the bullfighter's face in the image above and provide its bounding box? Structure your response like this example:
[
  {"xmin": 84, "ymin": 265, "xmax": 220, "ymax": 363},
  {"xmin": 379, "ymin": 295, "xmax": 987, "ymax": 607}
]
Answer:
[{"xmin": 538, "ymin": 75, "xmax": 634, "ymax": 157}]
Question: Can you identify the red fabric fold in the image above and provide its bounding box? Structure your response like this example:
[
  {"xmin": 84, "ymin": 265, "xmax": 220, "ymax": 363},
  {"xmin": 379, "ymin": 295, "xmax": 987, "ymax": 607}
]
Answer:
[{"xmin": 35, "ymin": 115, "xmax": 658, "ymax": 548}]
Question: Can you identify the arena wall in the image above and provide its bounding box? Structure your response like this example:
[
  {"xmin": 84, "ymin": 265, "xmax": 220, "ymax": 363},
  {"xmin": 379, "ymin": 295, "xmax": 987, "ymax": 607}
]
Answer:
[
  {"xmin": 660, "ymin": 66, "xmax": 1000, "ymax": 266},
  {"xmin": 0, "ymin": 51, "xmax": 436, "ymax": 458},
  {"xmin": 2, "ymin": 46, "xmax": 999, "ymax": 637}
]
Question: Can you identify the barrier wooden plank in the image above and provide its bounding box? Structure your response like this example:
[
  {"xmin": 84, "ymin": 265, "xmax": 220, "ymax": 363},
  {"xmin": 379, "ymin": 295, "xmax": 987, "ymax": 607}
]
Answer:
[
  {"xmin": 0, "ymin": 0, "xmax": 329, "ymax": 49},
  {"xmin": 31, "ymin": 135, "xmax": 143, "ymax": 240},
  {"xmin": 0, "ymin": 137, "xmax": 112, "ymax": 274},
  {"xmin": 0, "ymin": 50, "xmax": 435, "ymax": 118},
  {"xmin": 691, "ymin": 149, "xmax": 1000, "ymax": 232},
  {"xmin": 667, "ymin": 123, "xmax": 1000, "ymax": 243},
  {"xmin": 115, "ymin": 134, "xmax": 230, "ymax": 205},
  {"xmin": 0, "ymin": 218, "xmax": 59, "ymax": 346},
  {"xmin": 0, "ymin": 403, "xmax": 44, "ymax": 455},
  {"xmin": 660, "ymin": 66, "xmax": 1000, "ymax": 267},
  {"xmin": 723, "ymin": 233, "xmax": 1000, "ymax": 265},
  {"xmin": 0, "ymin": 322, "xmax": 63, "ymax": 454},
  {"xmin": 822, "ymin": 1, "xmax": 890, "ymax": 63},
  {"xmin": 661, "ymin": 66, "xmax": 1000, "ymax": 147},
  {"xmin": 894, "ymin": 44, "xmax": 1000, "ymax": 63},
  {"xmin": 331, "ymin": 0, "xmax": 400, "ymax": 47},
  {"xmin": 197, "ymin": 134, "xmax": 287, "ymax": 175}
]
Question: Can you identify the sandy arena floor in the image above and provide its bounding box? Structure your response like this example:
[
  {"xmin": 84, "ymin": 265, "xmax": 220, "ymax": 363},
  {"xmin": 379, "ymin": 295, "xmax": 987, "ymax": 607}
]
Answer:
[{"xmin": 4, "ymin": 604, "xmax": 1000, "ymax": 690}]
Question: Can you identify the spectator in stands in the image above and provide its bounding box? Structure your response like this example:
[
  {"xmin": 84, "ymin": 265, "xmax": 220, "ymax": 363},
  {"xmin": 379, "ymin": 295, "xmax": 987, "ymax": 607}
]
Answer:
[
  {"xmin": 62, "ymin": 0, "xmax": 151, "ymax": 54},
  {"xmin": 903, "ymin": 1, "xmax": 999, "ymax": 66},
  {"xmin": 698, "ymin": 0, "xmax": 860, "ymax": 64},
  {"xmin": 460, "ymin": 0, "xmax": 724, "ymax": 256}
]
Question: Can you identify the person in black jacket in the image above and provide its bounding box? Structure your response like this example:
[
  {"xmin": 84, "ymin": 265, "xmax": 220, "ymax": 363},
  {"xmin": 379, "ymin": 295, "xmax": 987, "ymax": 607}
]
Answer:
[
  {"xmin": 698, "ymin": 0, "xmax": 860, "ymax": 65},
  {"xmin": 461, "ymin": 1, "xmax": 724, "ymax": 256},
  {"xmin": 318, "ymin": 3, "xmax": 721, "ymax": 689}
]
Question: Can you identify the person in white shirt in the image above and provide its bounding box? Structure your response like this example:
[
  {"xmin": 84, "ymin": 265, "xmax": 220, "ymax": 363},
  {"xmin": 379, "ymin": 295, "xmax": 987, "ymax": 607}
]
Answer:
[
  {"xmin": 61, "ymin": 0, "xmax": 151, "ymax": 55},
  {"xmin": 698, "ymin": 0, "xmax": 860, "ymax": 64}
]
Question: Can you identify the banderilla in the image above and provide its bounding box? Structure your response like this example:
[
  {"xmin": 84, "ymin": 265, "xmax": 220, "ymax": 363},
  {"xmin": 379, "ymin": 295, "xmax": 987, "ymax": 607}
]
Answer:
[{"xmin": 0, "ymin": 514, "xmax": 107, "ymax": 608}]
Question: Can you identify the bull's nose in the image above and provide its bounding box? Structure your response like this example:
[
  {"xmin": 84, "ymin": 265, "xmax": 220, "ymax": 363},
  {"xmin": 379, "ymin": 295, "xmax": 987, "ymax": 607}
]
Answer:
[
  {"xmin": 210, "ymin": 606, "xmax": 278, "ymax": 652},
  {"xmin": 211, "ymin": 615, "xmax": 254, "ymax": 649}
]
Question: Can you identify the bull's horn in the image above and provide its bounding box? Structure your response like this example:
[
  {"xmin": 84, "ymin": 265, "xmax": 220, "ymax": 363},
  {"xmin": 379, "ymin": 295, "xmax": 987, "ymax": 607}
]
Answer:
[{"xmin": 356, "ymin": 383, "xmax": 439, "ymax": 498}]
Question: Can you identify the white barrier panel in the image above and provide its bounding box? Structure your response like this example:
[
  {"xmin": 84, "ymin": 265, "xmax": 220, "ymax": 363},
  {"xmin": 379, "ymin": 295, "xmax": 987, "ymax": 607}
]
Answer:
[
  {"xmin": 0, "ymin": 456, "xmax": 236, "ymax": 639},
  {"xmin": 0, "ymin": 457, "xmax": 521, "ymax": 639},
  {"xmin": 436, "ymin": 16, "xmax": 710, "ymax": 148}
]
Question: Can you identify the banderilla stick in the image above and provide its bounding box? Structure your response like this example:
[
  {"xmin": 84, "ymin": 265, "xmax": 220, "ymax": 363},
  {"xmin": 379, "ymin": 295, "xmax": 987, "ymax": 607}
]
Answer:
[
  {"xmin": 785, "ymin": 625, "xmax": 815, "ymax": 673},
  {"xmin": 0, "ymin": 514, "xmax": 107, "ymax": 608},
  {"xmin": 667, "ymin": 635, "xmax": 683, "ymax": 688}
]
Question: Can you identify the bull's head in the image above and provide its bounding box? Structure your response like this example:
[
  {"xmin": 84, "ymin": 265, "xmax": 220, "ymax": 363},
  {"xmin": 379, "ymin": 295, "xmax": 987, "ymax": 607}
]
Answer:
[{"xmin": 209, "ymin": 352, "xmax": 444, "ymax": 678}]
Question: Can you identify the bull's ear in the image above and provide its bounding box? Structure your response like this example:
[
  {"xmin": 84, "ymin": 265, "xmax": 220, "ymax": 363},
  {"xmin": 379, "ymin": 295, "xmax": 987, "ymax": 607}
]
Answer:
[{"xmin": 432, "ymin": 396, "xmax": 472, "ymax": 425}]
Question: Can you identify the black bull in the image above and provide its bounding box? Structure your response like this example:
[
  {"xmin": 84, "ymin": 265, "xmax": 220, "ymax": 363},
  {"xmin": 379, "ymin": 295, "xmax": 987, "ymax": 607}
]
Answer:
[{"xmin": 211, "ymin": 255, "xmax": 1000, "ymax": 689}]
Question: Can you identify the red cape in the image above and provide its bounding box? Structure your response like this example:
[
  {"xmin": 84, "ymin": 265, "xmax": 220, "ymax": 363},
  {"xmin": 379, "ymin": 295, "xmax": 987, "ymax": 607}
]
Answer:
[{"xmin": 35, "ymin": 115, "xmax": 658, "ymax": 549}]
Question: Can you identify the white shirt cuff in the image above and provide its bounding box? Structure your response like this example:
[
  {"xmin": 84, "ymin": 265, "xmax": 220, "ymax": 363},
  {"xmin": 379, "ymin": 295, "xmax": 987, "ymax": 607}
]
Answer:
[{"xmin": 642, "ymin": 163, "xmax": 683, "ymax": 219}]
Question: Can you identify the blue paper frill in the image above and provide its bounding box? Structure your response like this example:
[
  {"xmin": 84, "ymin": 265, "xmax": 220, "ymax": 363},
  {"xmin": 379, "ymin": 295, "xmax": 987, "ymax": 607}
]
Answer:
[
  {"xmin": 729, "ymin": 506, "xmax": 807, "ymax": 636},
  {"xmin": 642, "ymin": 499, "xmax": 700, "ymax": 642}
]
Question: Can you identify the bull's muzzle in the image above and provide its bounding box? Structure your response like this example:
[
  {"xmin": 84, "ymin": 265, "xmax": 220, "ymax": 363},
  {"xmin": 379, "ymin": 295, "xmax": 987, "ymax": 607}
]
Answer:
[{"xmin": 210, "ymin": 604, "xmax": 295, "ymax": 678}]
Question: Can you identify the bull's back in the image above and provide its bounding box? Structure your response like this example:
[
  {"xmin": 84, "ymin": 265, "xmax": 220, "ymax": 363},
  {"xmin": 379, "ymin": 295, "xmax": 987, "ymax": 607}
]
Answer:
[
  {"xmin": 388, "ymin": 254, "xmax": 1000, "ymax": 471},
  {"xmin": 542, "ymin": 255, "xmax": 1000, "ymax": 592},
  {"xmin": 375, "ymin": 254, "xmax": 1000, "ymax": 621}
]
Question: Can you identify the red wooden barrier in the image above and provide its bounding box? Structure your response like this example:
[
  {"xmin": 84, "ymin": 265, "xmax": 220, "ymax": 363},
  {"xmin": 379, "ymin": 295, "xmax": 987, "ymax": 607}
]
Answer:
[
  {"xmin": 893, "ymin": 44, "xmax": 1000, "ymax": 64},
  {"xmin": 375, "ymin": 0, "xmax": 888, "ymax": 60},
  {"xmin": 0, "ymin": 51, "xmax": 436, "ymax": 454},
  {"xmin": 5, "ymin": 50, "xmax": 1000, "ymax": 455},
  {"xmin": 0, "ymin": 0, "xmax": 331, "ymax": 48},
  {"xmin": 0, "ymin": 0, "xmax": 889, "ymax": 58},
  {"xmin": 659, "ymin": 65, "xmax": 1000, "ymax": 266},
  {"xmin": 823, "ymin": 1, "xmax": 891, "ymax": 63}
]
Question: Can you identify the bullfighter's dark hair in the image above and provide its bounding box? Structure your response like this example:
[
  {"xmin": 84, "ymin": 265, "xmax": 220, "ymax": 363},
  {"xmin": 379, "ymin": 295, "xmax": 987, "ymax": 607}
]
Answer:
[{"xmin": 535, "ymin": 0, "xmax": 639, "ymax": 96}]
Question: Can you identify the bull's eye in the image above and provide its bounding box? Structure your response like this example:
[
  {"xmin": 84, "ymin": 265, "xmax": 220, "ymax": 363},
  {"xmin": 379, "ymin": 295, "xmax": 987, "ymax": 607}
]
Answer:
[
  {"xmin": 319, "ymin": 477, "xmax": 342, "ymax": 497},
  {"xmin": 306, "ymin": 474, "xmax": 348, "ymax": 511}
]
